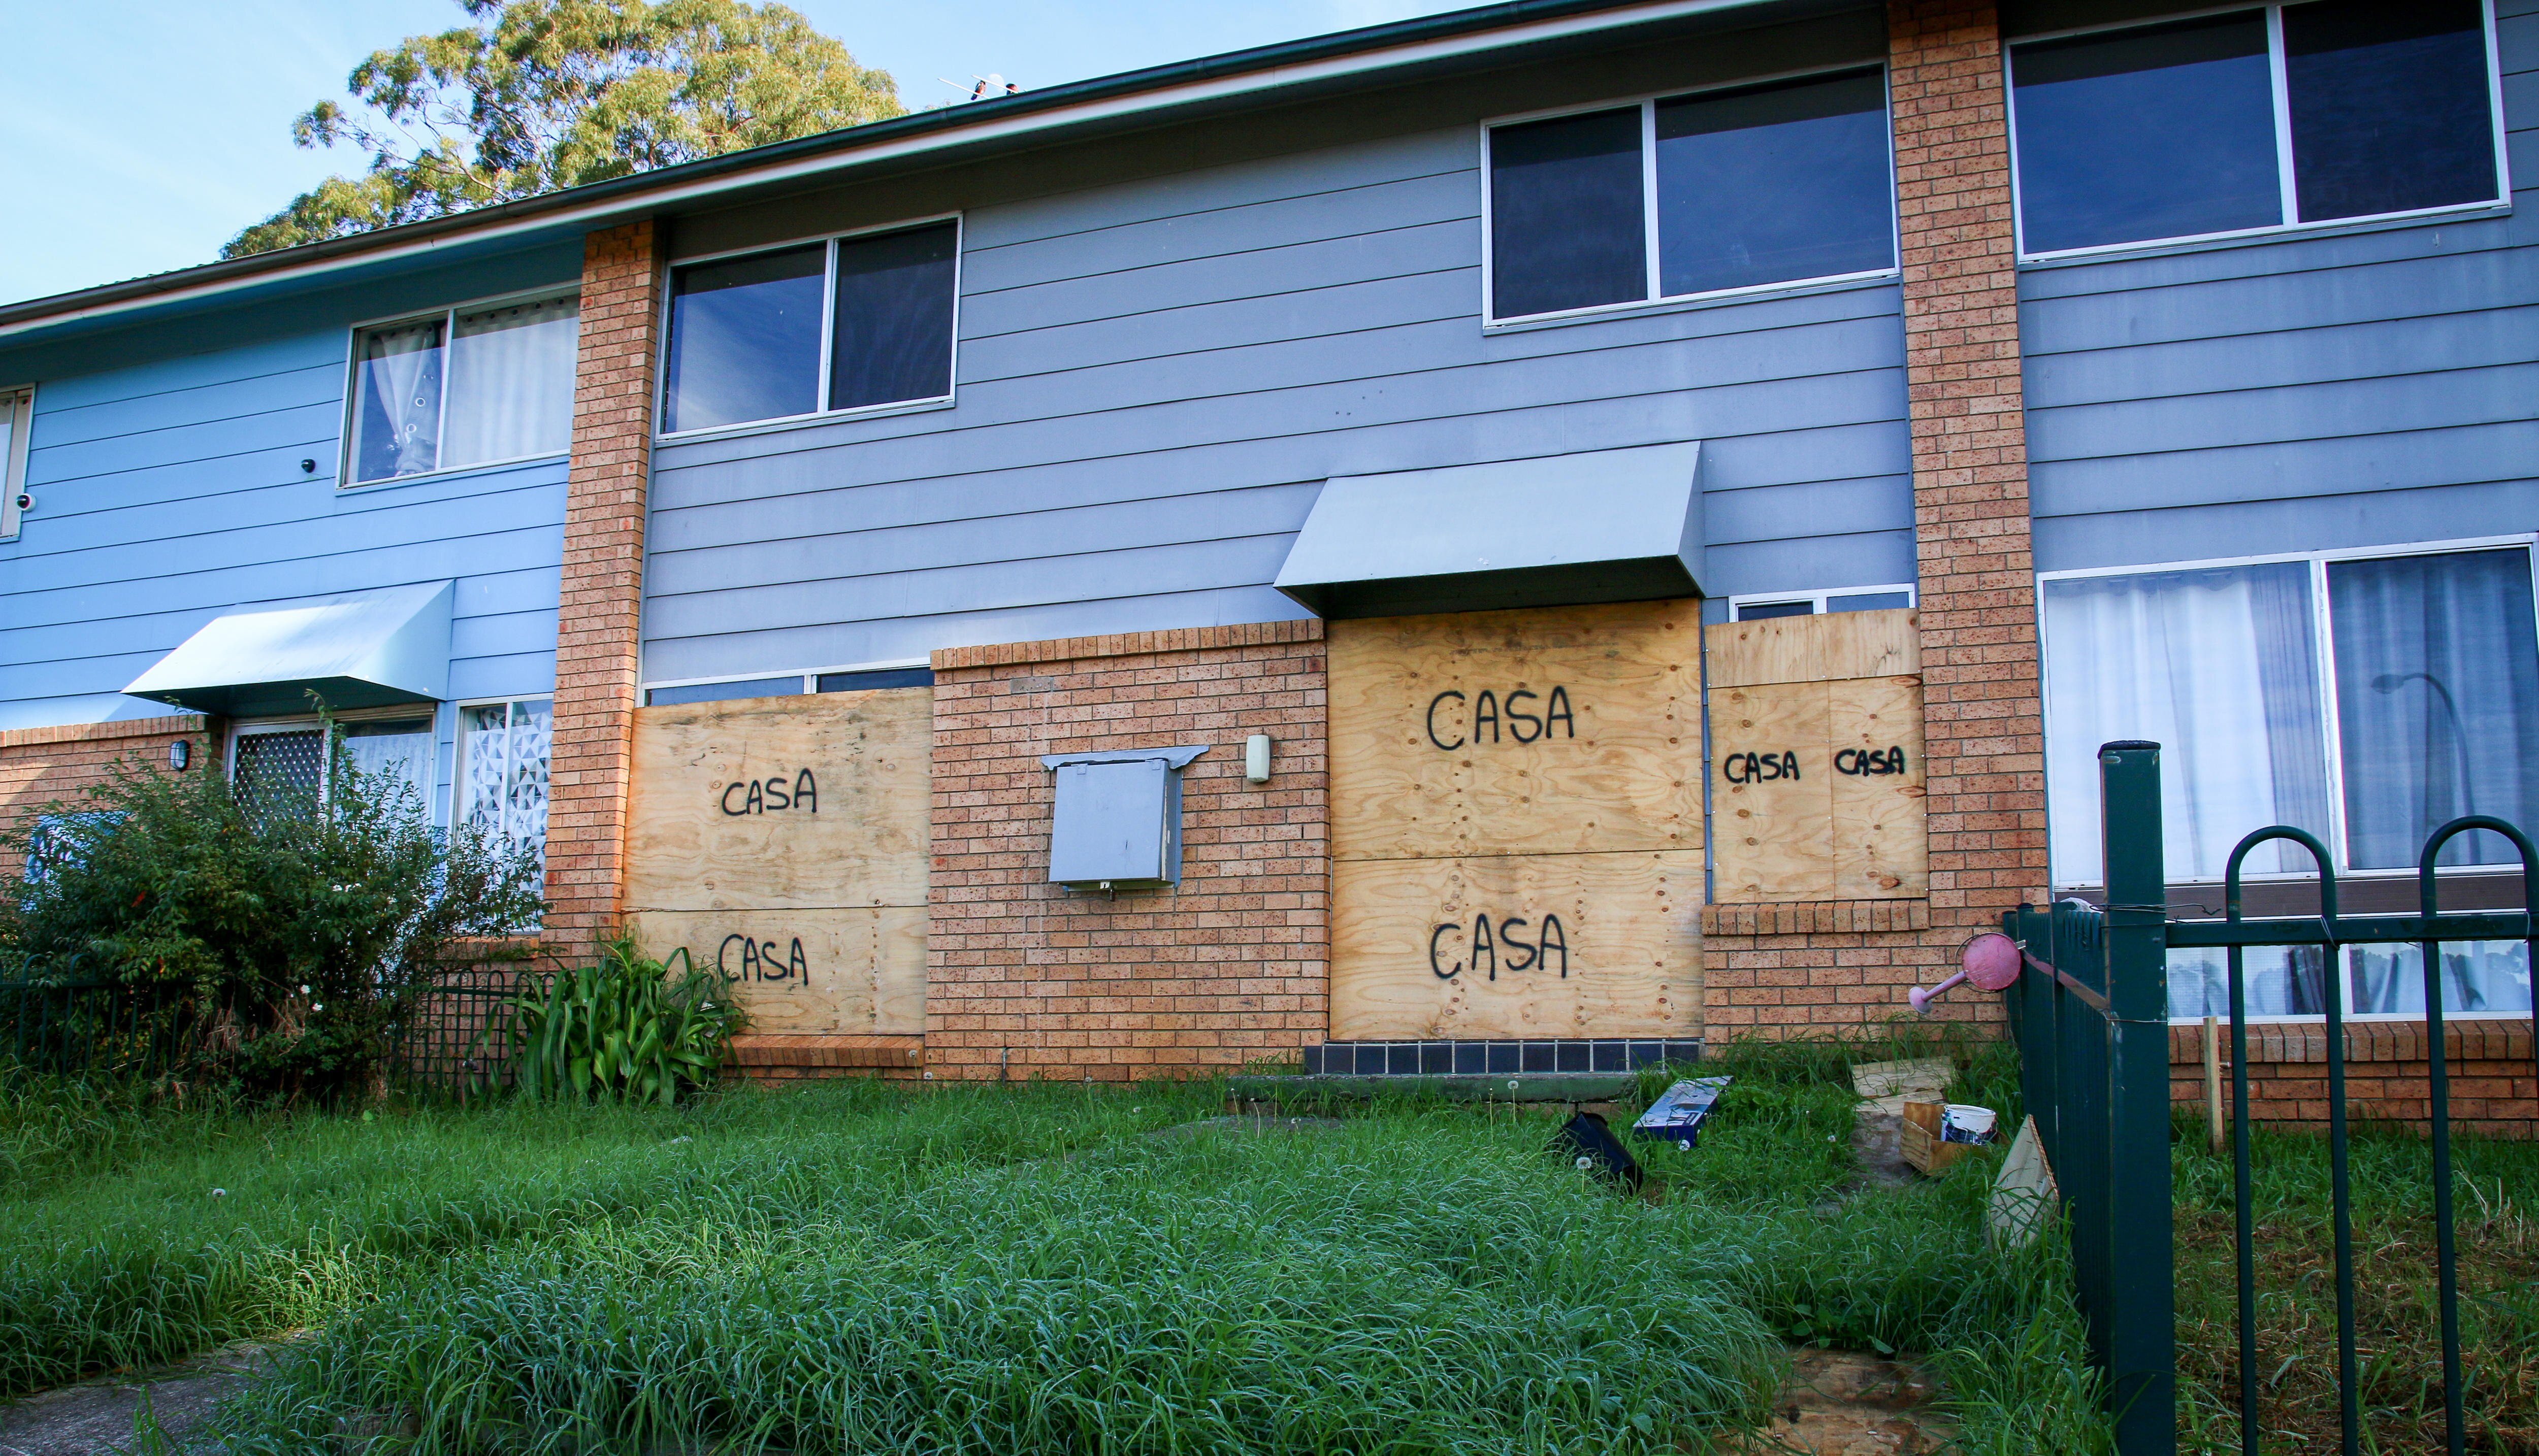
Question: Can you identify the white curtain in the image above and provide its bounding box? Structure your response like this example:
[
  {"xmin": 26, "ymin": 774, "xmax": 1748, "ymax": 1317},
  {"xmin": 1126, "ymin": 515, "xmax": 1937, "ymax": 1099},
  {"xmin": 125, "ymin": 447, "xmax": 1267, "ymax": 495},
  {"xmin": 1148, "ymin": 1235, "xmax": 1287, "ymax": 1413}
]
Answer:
[
  {"xmin": 341, "ymin": 720, "xmax": 435, "ymax": 820},
  {"xmin": 2350, "ymin": 942, "xmax": 2533, "ymax": 1016},
  {"xmin": 2043, "ymin": 562, "xmax": 2331, "ymax": 884},
  {"xmin": 352, "ymin": 320, "xmax": 443, "ymax": 481},
  {"xmin": 444, "ymin": 294, "xmax": 578, "ymax": 467},
  {"xmin": 2167, "ymin": 944, "xmax": 2332, "ymax": 1019},
  {"xmin": 2327, "ymin": 547, "xmax": 2539, "ymax": 870}
]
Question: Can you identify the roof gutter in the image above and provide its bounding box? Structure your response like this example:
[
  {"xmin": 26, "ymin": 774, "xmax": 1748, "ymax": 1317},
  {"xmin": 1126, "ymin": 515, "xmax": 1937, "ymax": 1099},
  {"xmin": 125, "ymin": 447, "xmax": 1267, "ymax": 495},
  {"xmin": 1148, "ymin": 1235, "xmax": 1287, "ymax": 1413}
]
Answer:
[{"xmin": 0, "ymin": 0, "xmax": 1781, "ymax": 342}]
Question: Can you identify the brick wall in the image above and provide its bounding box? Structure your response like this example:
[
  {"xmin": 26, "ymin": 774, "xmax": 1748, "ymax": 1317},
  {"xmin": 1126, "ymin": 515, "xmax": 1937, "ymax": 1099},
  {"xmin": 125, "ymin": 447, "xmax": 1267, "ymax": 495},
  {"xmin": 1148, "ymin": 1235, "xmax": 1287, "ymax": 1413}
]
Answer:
[
  {"xmin": 0, "ymin": 717, "xmax": 214, "ymax": 877},
  {"xmin": 544, "ymin": 220, "xmax": 665, "ymax": 954},
  {"xmin": 2170, "ymin": 1019, "xmax": 2536, "ymax": 1135},
  {"xmin": 1702, "ymin": 1, "xmax": 2043, "ymax": 1037},
  {"xmin": 926, "ymin": 623, "xmax": 1329, "ymax": 1079}
]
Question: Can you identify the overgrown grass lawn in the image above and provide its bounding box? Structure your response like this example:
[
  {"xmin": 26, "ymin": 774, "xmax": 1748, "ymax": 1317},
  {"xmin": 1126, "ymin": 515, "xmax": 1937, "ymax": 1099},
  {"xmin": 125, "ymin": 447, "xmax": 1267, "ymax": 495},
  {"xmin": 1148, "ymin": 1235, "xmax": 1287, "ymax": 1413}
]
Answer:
[{"xmin": 1, "ymin": 1044, "xmax": 2107, "ymax": 1454}]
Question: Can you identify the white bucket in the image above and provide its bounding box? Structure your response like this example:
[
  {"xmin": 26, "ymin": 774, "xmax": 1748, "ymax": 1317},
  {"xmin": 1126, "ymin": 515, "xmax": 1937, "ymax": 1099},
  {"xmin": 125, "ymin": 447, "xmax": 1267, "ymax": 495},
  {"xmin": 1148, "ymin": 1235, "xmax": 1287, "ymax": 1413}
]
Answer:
[{"xmin": 1942, "ymin": 1104, "xmax": 1998, "ymax": 1143}]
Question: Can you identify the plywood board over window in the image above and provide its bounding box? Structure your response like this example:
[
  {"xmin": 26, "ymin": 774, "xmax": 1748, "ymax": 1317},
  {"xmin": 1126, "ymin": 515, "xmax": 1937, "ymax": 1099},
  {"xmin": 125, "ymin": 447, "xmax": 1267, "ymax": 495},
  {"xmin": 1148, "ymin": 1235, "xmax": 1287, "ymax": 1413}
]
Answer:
[
  {"xmin": 1328, "ymin": 600, "xmax": 1703, "ymax": 1041},
  {"xmin": 1707, "ymin": 609, "xmax": 1926, "ymax": 904},
  {"xmin": 625, "ymin": 689, "xmax": 930, "ymax": 1035}
]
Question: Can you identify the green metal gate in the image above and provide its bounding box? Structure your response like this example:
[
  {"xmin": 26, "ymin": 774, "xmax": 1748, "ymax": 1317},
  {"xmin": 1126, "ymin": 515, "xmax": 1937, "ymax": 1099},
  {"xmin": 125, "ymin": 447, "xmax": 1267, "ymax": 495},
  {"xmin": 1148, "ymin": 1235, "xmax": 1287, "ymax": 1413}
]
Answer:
[{"xmin": 2005, "ymin": 740, "xmax": 2535, "ymax": 1456}]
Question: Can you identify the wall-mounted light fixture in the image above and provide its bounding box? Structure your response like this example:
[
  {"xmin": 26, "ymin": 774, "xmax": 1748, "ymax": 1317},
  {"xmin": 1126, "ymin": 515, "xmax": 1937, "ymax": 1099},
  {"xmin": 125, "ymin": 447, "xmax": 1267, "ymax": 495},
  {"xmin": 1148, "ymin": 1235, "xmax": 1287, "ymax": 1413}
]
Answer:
[
  {"xmin": 169, "ymin": 740, "xmax": 190, "ymax": 771},
  {"xmin": 1244, "ymin": 734, "xmax": 1272, "ymax": 783}
]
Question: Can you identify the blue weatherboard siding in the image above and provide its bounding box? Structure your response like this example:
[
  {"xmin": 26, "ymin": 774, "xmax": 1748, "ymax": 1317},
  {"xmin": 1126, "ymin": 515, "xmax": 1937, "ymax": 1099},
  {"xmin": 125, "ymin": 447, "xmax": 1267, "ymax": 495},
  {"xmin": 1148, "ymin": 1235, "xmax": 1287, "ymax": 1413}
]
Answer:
[
  {"xmin": 2022, "ymin": 0, "xmax": 2539, "ymax": 573},
  {"xmin": 0, "ymin": 240, "xmax": 584, "ymax": 819},
  {"xmin": 642, "ymin": 37, "xmax": 1915, "ymax": 683}
]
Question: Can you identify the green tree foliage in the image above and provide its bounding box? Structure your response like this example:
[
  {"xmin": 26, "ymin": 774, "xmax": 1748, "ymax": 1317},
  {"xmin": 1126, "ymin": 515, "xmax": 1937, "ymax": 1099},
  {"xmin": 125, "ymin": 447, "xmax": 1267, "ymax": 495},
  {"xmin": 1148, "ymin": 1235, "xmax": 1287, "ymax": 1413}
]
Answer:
[
  {"xmin": 503, "ymin": 937, "xmax": 743, "ymax": 1103},
  {"xmin": 0, "ymin": 730, "xmax": 544, "ymax": 1101},
  {"xmin": 224, "ymin": 0, "xmax": 902, "ymax": 257}
]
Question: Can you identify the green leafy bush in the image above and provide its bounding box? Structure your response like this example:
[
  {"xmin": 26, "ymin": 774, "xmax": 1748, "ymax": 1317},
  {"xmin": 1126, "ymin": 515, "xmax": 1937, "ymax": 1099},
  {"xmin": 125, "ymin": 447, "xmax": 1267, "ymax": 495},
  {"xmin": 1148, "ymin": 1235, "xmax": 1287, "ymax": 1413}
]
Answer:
[
  {"xmin": 0, "ymin": 726, "xmax": 542, "ymax": 1102},
  {"xmin": 504, "ymin": 937, "xmax": 741, "ymax": 1103}
]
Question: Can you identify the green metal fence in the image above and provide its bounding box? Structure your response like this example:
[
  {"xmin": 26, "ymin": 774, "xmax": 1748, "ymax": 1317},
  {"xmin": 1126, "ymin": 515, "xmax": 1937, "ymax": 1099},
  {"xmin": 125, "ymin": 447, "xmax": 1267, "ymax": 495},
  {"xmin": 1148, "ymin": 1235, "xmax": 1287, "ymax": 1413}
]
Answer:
[
  {"xmin": 0, "ymin": 958, "xmax": 538, "ymax": 1096},
  {"xmin": 2006, "ymin": 741, "xmax": 2536, "ymax": 1456}
]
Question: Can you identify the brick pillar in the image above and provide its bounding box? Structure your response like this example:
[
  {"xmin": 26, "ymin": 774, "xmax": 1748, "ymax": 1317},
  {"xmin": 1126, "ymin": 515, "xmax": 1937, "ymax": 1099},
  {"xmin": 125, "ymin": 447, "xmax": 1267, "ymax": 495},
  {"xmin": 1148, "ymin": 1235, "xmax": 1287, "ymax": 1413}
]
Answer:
[
  {"xmin": 1889, "ymin": 3, "xmax": 2050, "ymax": 949},
  {"xmin": 542, "ymin": 219, "xmax": 664, "ymax": 954}
]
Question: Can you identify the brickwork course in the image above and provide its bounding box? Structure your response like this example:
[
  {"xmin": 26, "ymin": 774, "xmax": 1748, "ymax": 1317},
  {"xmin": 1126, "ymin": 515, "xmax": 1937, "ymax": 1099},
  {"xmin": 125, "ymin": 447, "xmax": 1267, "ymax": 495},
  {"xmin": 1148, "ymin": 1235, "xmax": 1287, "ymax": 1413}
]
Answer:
[
  {"xmin": 542, "ymin": 221, "xmax": 666, "ymax": 956},
  {"xmin": 0, "ymin": 717, "xmax": 213, "ymax": 879},
  {"xmin": 926, "ymin": 623, "xmax": 1329, "ymax": 1080},
  {"xmin": 1701, "ymin": 0, "xmax": 2045, "ymax": 1037},
  {"xmin": 2169, "ymin": 1020, "xmax": 2537, "ymax": 1135}
]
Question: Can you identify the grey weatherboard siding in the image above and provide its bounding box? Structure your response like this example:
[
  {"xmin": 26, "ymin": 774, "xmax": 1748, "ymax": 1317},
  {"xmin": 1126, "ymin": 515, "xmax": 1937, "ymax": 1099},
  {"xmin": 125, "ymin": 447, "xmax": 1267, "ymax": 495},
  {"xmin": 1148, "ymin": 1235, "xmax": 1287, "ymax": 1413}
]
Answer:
[
  {"xmin": 641, "ymin": 37, "xmax": 1914, "ymax": 682},
  {"xmin": 0, "ymin": 244, "xmax": 584, "ymax": 815},
  {"xmin": 2021, "ymin": 0, "xmax": 2539, "ymax": 573}
]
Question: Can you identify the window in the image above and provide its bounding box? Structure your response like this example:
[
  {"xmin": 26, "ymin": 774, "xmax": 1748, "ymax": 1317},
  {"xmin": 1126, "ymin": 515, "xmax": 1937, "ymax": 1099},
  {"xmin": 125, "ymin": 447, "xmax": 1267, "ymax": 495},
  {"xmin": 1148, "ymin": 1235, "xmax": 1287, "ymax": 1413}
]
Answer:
[
  {"xmin": 231, "ymin": 715, "xmax": 435, "ymax": 818},
  {"xmin": 2009, "ymin": 1, "xmax": 2503, "ymax": 257},
  {"xmin": 2042, "ymin": 543, "xmax": 2539, "ymax": 888},
  {"xmin": 640, "ymin": 663, "xmax": 934, "ymax": 705},
  {"xmin": 0, "ymin": 384, "xmax": 30, "ymax": 540},
  {"xmin": 662, "ymin": 219, "xmax": 960, "ymax": 435},
  {"xmin": 1485, "ymin": 67, "xmax": 1896, "ymax": 323},
  {"xmin": 347, "ymin": 291, "xmax": 578, "ymax": 485},
  {"xmin": 1729, "ymin": 585, "xmax": 1916, "ymax": 621},
  {"xmin": 457, "ymin": 700, "xmax": 552, "ymax": 873}
]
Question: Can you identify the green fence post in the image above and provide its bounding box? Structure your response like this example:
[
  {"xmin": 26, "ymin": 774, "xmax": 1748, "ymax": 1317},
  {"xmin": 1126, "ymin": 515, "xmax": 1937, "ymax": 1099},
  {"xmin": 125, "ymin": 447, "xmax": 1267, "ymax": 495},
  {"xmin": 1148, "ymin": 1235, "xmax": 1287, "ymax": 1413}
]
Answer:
[{"xmin": 2099, "ymin": 741, "xmax": 2175, "ymax": 1455}]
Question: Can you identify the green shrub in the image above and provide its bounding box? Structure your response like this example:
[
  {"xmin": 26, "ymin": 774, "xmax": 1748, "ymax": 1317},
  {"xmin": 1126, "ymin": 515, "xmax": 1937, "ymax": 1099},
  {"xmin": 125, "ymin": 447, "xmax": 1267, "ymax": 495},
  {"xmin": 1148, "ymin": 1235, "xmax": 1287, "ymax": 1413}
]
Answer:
[
  {"xmin": 0, "ymin": 724, "xmax": 542, "ymax": 1103},
  {"xmin": 504, "ymin": 936, "xmax": 742, "ymax": 1103}
]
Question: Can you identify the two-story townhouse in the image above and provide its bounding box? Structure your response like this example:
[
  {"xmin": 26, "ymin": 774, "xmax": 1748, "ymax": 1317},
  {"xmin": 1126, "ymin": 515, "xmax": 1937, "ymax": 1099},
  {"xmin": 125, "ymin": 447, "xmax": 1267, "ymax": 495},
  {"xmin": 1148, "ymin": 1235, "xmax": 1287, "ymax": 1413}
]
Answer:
[{"xmin": 2, "ymin": 0, "xmax": 2529, "ymax": 1119}]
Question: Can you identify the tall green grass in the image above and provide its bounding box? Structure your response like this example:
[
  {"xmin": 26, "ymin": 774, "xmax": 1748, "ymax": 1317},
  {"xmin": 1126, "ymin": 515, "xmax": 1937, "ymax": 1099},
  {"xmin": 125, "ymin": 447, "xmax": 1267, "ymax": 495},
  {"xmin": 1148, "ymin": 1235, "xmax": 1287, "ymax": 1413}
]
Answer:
[{"xmin": 2, "ymin": 1035, "xmax": 2113, "ymax": 1454}]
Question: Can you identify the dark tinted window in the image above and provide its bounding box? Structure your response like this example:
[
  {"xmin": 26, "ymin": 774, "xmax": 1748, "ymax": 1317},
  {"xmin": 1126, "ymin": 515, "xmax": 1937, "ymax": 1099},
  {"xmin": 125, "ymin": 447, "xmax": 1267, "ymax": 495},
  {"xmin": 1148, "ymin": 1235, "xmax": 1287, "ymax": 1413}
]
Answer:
[
  {"xmin": 830, "ymin": 222, "xmax": 959, "ymax": 411},
  {"xmin": 816, "ymin": 667, "xmax": 935, "ymax": 692},
  {"xmin": 2011, "ymin": 13, "xmax": 2280, "ymax": 252},
  {"xmin": 1737, "ymin": 600, "xmax": 1815, "ymax": 620},
  {"xmin": 645, "ymin": 676, "xmax": 804, "ymax": 707},
  {"xmin": 1656, "ymin": 69, "xmax": 1893, "ymax": 296},
  {"xmin": 2286, "ymin": 0, "xmax": 2497, "ymax": 222},
  {"xmin": 1489, "ymin": 107, "xmax": 1646, "ymax": 318},
  {"xmin": 663, "ymin": 244, "xmax": 825, "ymax": 432}
]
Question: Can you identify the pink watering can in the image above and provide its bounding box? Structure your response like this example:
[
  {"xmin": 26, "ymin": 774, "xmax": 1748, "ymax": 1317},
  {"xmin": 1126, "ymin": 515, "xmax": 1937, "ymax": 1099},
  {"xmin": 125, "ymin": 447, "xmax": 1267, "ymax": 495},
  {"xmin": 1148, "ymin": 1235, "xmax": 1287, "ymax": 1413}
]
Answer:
[{"xmin": 1909, "ymin": 932, "xmax": 2022, "ymax": 1014}]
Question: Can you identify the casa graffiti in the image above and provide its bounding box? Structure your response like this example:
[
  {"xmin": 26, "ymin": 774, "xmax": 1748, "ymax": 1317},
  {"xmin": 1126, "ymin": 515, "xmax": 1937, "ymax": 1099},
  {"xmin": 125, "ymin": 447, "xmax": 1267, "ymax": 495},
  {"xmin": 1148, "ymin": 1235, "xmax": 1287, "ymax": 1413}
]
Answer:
[
  {"xmin": 720, "ymin": 769, "xmax": 820, "ymax": 816},
  {"xmin": 1720, "ymin": 750, "xmax": 1802, "ymax": 784},
  {"xmin": 1428, "ymin": 913, "xmax": 1570, "ymax": 981},
  {"xmin": 1424, "ymin": 687, "xmax": 1577, "ymax": 750},
  {"xmin": 1833, "ymin": 747, "xmax": 1910, "ymax": 777},
  {"xmin": 719, "ymin": 934, "xmax": 809, "ymax": 983}
]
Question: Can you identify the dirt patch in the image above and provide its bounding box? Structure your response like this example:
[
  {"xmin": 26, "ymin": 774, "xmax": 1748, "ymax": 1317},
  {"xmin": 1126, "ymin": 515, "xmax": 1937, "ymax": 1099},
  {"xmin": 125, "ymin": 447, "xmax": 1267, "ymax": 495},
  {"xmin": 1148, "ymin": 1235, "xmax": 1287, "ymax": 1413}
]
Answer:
[
  {"xmin": 1722, "ymin": 1348, "xmax": 1955, "ymax": 1455},
  {"xmin": 0, "ymin": 1343, "xmax": 274, "ymax": 1456}
]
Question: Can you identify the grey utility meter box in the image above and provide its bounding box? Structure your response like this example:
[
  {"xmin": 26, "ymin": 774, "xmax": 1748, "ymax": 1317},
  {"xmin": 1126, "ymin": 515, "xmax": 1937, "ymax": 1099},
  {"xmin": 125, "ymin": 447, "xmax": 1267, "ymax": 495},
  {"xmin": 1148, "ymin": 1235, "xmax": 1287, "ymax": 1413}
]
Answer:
[{"xmin": 1041, "ymin": 745, "xmax": 1208, "ymax": 890}]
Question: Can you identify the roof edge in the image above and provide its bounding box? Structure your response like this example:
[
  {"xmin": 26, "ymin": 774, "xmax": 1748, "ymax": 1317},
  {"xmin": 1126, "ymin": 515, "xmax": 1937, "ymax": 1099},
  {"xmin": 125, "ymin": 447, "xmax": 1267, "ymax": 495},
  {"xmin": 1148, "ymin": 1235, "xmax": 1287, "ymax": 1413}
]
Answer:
[{"xmin": 0, "ymin": 0, "xmax": 1781, "ymax": 341}]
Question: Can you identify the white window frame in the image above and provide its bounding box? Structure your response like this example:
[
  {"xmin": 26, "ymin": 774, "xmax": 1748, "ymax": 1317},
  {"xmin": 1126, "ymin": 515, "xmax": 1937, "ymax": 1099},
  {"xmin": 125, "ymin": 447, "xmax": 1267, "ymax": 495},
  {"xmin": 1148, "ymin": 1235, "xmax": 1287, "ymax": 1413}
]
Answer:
[
  {"xmin": 1727, "ymin": 584, "xmax": 1917, "ymax": 620},
  {"xmin": 2005, "ymin": 0, "xmax": 2512, "ymax": 264},
  {"xmin": 1478, "ymin": 62, "xmax": 1903, "ymax": 329},
  {"xmin": 0, "ymin": 383, "xmax": 32, "ymax": 540},
  {"xmin": 228, "ymin": 707, "xmax": 441, "ymax": 806},
  {"xmin": 655, "ymin": 213, "xmax": 964, "ymax": 443},
  {"xmin": 2037, "ymin": 531, "xmax": 2539, "ymax": 892},
  {"xmin": 339, "ymin": 284, "xmax": 582, "ymax": 490},
  {"xmin": 451, "ymin": 695, "xmax": 554, "ymax": 847}
]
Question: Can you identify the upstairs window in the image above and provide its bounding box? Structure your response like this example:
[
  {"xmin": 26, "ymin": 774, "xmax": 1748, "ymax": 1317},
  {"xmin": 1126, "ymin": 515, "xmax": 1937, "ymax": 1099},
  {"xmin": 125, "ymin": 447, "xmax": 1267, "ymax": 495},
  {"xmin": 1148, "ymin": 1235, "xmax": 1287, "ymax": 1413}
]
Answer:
[
  {"xmin": 662, "ymin": 218, "xmax": 960, "ymax": 435},
  {"xmin": 1485, "ymin": 67, "xmax": 1896, "ymax": 323},
  {"xmin": 2009, "ymin": 1, "xmax": 2503, "ymax": 257},
  {"xmin": 0, "ymin": 383, "xmax": 28, "ymax": 539},
  {"xmin": 347, "ymin": 291, "xmax": 579, "ymax": 485}
]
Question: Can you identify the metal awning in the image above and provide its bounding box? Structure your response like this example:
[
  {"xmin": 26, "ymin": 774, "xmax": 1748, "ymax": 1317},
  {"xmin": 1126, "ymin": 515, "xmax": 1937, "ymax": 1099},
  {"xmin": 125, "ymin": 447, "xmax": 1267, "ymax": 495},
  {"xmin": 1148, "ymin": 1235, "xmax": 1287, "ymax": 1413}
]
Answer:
[
  {"xmin": 123, "ymin": 582, "xmax": 454, "ymax": 718},
  {"xmin": 1272, "ymin": 442, "xmax": 1704, "ymax": 618}
]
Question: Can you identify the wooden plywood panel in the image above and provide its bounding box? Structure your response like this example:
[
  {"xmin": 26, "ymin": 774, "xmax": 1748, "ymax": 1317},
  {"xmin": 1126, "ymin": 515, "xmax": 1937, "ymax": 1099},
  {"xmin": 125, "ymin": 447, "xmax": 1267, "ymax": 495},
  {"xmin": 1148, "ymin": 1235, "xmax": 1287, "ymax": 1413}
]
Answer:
[
  {"xmin": 1831, "ymin": 675, "xmax": 1929, "ymax": 899},
  {"xmin": 1331, "ymin": 850, "xmax": 1701, "ymax": 1040},
  {"xmin": 631, "ymin": 907, "xmax": 927, "ymax": 1036},
  {"xmin": 1711, "ymin": 681, "xmax": 1835, "ymax": 903},
  {"xmin": 1707, "ymin": 609, "xmax": 1918, "ymax": 689},
  {"xmin": 1328, "ymin": 599, "xmax": 1702, "ymax": 863},
  {"xmin": 626, "ymin": 688, "xmax": 932, "ymax": 912}
]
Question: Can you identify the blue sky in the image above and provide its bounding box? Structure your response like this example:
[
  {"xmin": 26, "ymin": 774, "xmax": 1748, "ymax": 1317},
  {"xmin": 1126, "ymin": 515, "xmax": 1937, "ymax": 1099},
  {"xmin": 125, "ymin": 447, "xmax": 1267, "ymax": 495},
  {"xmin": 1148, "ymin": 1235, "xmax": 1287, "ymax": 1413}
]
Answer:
[{"xmin": 0, "ymin": 0, "xmax": 1472, "ymax": 307}]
